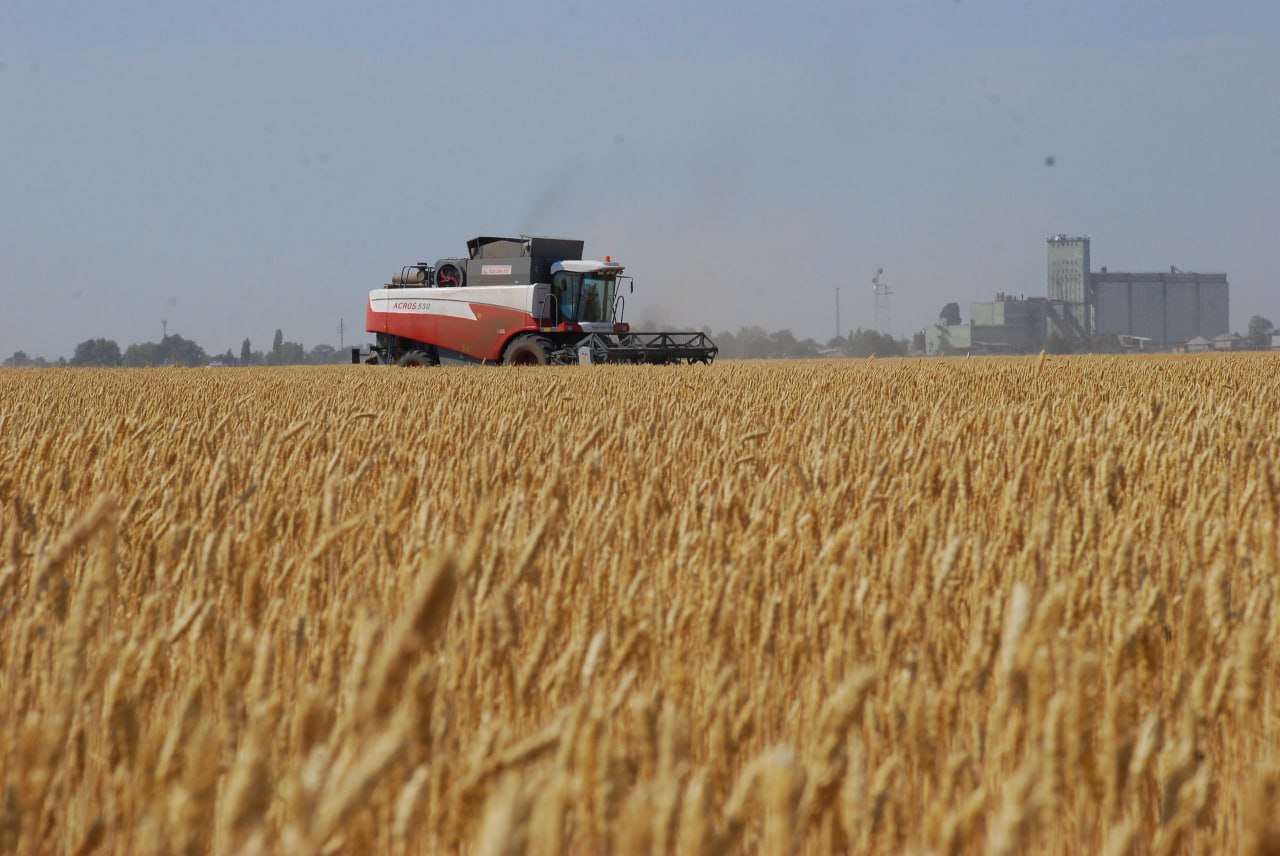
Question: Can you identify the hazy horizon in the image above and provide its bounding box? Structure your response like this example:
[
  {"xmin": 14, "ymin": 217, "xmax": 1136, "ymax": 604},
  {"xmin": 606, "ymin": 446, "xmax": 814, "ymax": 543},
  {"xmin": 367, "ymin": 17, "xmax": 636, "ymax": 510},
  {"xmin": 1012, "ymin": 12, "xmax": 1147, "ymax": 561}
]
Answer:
[{"xmin": 3, "ymin": 1, "xmax": 1277, "ymax": 360}]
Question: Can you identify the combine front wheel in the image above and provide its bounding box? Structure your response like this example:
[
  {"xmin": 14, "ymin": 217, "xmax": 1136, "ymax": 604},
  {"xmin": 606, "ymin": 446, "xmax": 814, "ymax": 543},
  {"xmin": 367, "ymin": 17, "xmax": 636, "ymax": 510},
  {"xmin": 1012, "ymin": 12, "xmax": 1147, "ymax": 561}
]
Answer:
[
  {"xmin": 503, "ymin": 336, "xmax": 552, "ymax": 366},
  {"xmin": 397, "ymin": 350, "xmax": 438, "ymax": 368}
]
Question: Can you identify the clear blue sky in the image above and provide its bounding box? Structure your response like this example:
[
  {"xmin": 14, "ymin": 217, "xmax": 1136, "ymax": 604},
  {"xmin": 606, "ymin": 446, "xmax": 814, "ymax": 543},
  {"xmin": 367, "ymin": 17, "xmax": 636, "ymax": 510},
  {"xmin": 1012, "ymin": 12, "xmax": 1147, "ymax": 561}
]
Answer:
[{"xmin": 3, "ymin": 1, "xmax": 1277, "ymax": 358}]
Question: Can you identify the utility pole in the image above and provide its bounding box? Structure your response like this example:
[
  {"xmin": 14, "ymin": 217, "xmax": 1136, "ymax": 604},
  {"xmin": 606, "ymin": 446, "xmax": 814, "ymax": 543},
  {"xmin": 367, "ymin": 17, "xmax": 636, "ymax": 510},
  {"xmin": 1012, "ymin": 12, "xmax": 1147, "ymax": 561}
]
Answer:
[
  {"xmin": 835, "ymin": 288, "xmax": 840, "ymax": 341},
  {"xmin": 339, "ymin": 318, "xmax": 345, "ymax": 350},
  {"xmin": 162, "ymin": 318, "xmax": 168, "ymax": 340}
]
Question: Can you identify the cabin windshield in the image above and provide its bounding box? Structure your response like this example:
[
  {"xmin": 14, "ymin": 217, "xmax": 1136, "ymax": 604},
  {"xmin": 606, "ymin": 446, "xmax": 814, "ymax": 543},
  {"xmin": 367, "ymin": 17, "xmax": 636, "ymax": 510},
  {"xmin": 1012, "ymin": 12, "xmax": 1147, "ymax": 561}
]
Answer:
[{"xmin": 553, "ymin": 272, "xmax": 617, "ymax": 323}]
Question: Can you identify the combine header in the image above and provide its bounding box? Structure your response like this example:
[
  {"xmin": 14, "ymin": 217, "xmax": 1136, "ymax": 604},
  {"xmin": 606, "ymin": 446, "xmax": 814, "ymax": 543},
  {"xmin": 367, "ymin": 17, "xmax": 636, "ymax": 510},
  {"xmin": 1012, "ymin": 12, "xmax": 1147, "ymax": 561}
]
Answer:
[{"xmin": 354, "ymin": 236, "xmax": 717, "ymax": 366}]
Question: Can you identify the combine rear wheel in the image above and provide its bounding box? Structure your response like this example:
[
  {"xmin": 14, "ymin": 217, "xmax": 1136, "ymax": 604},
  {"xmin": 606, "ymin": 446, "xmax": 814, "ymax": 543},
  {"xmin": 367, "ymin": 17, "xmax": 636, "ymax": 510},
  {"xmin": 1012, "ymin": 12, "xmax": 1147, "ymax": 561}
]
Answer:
[
  {"xmin": 503, "ymin": 336, "xmax": 552, "ymax": 366},
  {"xmin": 397, "ymin": 350, "xmax": 438, "ymax": 368}
]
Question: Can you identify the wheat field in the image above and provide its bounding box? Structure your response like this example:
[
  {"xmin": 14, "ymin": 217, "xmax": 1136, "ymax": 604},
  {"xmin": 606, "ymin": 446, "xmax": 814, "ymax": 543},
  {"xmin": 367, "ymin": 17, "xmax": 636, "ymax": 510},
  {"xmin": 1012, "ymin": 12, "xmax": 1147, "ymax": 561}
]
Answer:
[{"xmin": 2, "ymin": 354, "xmax": 1279, "ymax": 855}]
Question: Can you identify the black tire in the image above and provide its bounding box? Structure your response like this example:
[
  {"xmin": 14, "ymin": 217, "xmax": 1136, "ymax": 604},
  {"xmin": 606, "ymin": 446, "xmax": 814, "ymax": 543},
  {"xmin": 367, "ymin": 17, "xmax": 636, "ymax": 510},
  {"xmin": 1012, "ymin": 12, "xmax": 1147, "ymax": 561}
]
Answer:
[
  {"xmin": 397, "ymin": 349, "xmax": 438, "ymax": 368},
  {"xmin": 503, "ymin": 336, "xmax": 552, "ymax": 366}
]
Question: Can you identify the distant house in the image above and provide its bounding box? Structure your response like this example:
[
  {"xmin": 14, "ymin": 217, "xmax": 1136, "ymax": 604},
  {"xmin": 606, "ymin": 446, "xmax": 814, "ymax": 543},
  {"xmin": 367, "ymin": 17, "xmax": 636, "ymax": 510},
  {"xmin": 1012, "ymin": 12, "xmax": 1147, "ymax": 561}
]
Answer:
[
  {"xmin": 1212, "ymin": 333, "xmax": 1245, "ymax": 351},
  {"xmin": 1272, "ymin": 333, "xmax": 1280, "ymax": 351},
  {"xmin": 1184, "ymin": 336, "xmax": 1212, "ymax": 353}
]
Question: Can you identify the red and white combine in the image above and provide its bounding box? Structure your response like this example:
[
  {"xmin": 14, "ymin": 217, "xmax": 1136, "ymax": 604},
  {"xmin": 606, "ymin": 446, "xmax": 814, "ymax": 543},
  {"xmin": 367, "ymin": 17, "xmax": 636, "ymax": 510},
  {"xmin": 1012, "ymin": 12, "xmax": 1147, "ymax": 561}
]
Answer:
[{"xmin": 355, "ymin": 236, "xmax": 717, "ymax": 366}]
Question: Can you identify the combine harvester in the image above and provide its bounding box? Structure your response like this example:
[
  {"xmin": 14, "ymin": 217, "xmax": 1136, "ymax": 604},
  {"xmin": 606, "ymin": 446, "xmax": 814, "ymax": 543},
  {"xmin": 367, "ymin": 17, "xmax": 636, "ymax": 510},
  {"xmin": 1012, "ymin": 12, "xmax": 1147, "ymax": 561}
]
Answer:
[{"xmin": 354, "ymin": 235, "xmax": 717, "ymax": 366}]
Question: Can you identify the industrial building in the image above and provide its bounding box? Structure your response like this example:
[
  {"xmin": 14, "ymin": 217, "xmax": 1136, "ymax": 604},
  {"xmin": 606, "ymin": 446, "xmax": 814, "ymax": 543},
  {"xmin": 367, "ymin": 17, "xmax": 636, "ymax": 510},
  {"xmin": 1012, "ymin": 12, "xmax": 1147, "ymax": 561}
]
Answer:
[
  {"xmin": 1046, "ymin": 235, "xmax": 1091, "ymax": 341},
  {"xmin": 1047, "ymin": 235, "xmax": 1229, "ymax": 348},
  {"xmin": 925, "ymin": 294, "xmax": 1046, "ymax": 355},
  {"xmin": 1092, "ymin": 269, "xmax": 1229, "ymax": 345},
  {"xmin": 923, "ymin": 236, "xmax": 1230, "ymax": 354}
]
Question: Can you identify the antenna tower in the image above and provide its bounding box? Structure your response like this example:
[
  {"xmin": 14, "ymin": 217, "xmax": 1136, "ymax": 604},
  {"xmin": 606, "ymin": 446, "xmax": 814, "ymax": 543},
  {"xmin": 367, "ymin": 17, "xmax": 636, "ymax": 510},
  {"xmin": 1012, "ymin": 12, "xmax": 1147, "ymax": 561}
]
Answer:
[{"xmin": 872, "ymin": 269, "xmax": 892, "ymax": 335}]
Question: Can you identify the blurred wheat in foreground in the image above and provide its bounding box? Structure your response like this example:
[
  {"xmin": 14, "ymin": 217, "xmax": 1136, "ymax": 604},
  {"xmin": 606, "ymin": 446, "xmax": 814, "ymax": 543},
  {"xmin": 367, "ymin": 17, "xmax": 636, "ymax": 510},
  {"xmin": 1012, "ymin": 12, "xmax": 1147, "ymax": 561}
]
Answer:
[{"xmin": 2, "ymin": 354, "xmax": 1279, "ymax": 855}]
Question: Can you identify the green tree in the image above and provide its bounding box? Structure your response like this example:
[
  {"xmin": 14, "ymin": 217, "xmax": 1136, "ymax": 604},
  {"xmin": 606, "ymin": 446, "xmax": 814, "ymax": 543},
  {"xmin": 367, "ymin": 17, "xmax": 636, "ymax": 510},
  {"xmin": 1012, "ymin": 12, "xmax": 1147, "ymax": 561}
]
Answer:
[
  {"xmin": 736, "ymin": 326, "xmax": 772, "ymax": 359},
  {"xmin": 768, "ymin": 329, "xmax": 797, "ymax": 357},
  {"xmin": 1248, "ymin": 315, "xmax": 1274, "ymax": 349},
  {"xmin": 940, "ymin": 302, "xmax": 962, "ymax": 326},
  {"xmin": 307, "ymin": 344, "xmax": 338, "ymax": 364},
  {"xmin": 845, "ymin": 328, "xmax": 902, "ymax": 358},
  {"xmin": 278, "ymin": 341, "xmax": 307, "ymax": 364},
  {"xmin": 70, "ymin": 338, "xmax": 123, "ymax": 366},
  {"xmin": 123, "ymin": 342, "xmax": 160, "ymax": 367},
  {"xmin": 123, "ymin": 335, "xmax": 208, "ymax": 367},
  {"xmin": 792, "ymin": 338, "xmax": 821, "ymax": 358},
  {"xmin": 241, "ymin": 338, "xmax": 253, "ymax": 365},
  {"xmin": 712, "ymin": 330, "xmax": 738, "ymax": 359},
  {"xmin": 161, "ymin": 335, "xmax": 209, "ymax": 367}
]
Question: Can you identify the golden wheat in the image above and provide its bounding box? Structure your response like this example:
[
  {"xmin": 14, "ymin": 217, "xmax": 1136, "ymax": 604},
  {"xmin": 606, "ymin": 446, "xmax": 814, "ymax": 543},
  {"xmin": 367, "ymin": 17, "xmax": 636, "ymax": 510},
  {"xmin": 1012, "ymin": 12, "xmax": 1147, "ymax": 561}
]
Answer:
[{"xmin": 2, "ymin": 353, "xmax": 1279, "ymax": 854}]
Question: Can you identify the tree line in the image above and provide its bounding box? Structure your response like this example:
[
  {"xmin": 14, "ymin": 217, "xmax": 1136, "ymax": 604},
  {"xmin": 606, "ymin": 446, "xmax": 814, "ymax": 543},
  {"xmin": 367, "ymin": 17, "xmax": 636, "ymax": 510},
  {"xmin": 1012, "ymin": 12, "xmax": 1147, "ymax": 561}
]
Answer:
[
  {"xmin": 710, "ymin": 326, "xmax": 907, "ymax": 359},
  {"xmin": 18, "ymin": 315, "xmax": 1264, "ymax": 369},
  {"xmin": 5, "ymin": 326, "xmax": 912, "ymax": 367},
  {"xmin": 2, "ymin": 329, "xmax": 349, "ymax": 368}
]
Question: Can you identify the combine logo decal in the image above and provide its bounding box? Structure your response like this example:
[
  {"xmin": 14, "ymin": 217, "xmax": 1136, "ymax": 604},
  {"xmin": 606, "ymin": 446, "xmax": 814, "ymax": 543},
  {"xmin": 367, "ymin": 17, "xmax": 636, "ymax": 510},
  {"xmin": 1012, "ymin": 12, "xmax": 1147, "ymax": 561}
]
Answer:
[
  {"xmin": 372, "ymin": 293, "xmax": 479, "ymax": 321},
  {"xmin": 481, "ymin": 264, "xmax": 512, "ymax": 276}
]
